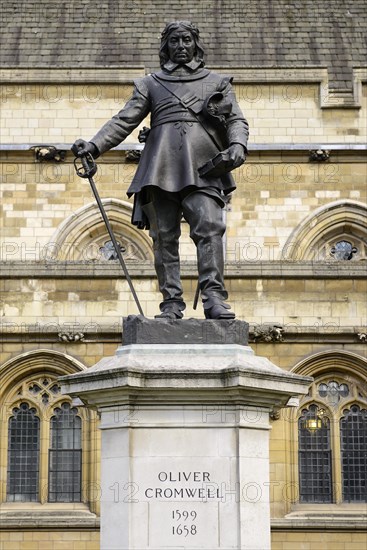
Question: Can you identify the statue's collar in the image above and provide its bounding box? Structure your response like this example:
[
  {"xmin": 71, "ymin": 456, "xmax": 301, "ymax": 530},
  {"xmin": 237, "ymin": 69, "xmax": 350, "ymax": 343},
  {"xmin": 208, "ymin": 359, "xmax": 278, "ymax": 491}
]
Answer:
[
  {"xmin": 163, "ymin": 59, "xmax": 203, "ymax": 73},
  {"xmin": 156, "ymin": 60, "xmax": 209, "ymax": 81}
]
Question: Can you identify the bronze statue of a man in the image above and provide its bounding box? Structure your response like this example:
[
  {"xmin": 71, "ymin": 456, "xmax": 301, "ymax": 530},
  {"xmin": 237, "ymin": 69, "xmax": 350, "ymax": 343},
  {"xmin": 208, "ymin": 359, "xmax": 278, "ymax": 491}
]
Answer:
[{"xmin": 72, "ymin": 21, "xmax": 249, "ymax": 320}]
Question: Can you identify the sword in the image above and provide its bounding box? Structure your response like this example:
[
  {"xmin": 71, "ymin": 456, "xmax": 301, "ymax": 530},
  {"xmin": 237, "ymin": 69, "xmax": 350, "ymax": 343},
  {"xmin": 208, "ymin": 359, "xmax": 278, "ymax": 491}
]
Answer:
[
  {"xmin": 74, "ymin": 152, "xmax": 145, "ymax": 317},
  {"xmin": 193, "ymin": 279, "xmax": 201, "ymax": 311}
]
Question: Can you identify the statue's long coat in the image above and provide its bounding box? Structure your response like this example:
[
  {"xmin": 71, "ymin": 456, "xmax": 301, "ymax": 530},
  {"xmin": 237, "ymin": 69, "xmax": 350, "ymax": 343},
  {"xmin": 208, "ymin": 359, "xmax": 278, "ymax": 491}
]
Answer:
[{"xmin": 90, "ymin": 65, "xmax": 249, "ymax": 225}]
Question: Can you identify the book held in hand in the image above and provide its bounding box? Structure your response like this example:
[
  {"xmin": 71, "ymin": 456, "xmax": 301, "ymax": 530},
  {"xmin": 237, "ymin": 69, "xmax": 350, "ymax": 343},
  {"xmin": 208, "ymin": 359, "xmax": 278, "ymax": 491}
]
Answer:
[{"xmin": 198, "ymin": 150, "xmax": 233, "ymax": 178}]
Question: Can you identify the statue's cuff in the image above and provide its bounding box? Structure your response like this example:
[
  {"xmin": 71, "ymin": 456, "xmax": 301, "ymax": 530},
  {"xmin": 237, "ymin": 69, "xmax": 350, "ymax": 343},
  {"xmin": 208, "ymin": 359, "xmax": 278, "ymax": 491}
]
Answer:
[
  {"xmin": 89, "ymin": 142, "xmax": 100, "ymax": 159},
  {"xmin": 230, "ymin": 142, "xmax": 248, "ymax": 154}
]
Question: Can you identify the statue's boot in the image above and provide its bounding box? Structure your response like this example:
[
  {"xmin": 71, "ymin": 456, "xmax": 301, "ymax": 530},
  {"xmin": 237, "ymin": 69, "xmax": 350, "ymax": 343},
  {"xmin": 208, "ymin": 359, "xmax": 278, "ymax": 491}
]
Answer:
[
  {"xmin": 143, "ymin": 195, "xmax": 186, "ymax": 319},
  {"xmin": 155, "ymin": 300, "xmax": 186, "ymax": 319},
  {"xmin": 203, "ymin": 296, "xmax": 235, "ymax": 320},
  {"xmin": 196, "ymin": 236, "xmax": 235, "ymax": 320},
  {"xmin": 182, "ymin": 192, "xmax": 235, "ymax": 320}
]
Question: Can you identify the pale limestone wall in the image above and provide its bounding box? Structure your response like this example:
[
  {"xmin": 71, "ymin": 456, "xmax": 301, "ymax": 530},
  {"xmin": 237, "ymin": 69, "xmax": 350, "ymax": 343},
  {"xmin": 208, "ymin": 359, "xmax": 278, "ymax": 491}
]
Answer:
[
  {"xmin": 0, "ymin": 82, "xmax": 143, "ymax": 144},
  {"xmin": 235, "ymin": 83, "xmax": 367, "ymax": 144},
  {"xmin": 1, "ymin": 277, "xmax": 365, "ymax": 343},
  {"xmin": 0, "ymin": 529, "xmax": 364, "ymax": 550},
  {"xmin": 271, "ymin": 531, "xmax": 367, "ymax": 550},
  {"xmin": 0, "ymin": 531, "xmax": 100, "ymax": 550},
  {"xmin": 1, "ymin": 153, "xmax": 366, "ymax": 261},
  {"xmin": 1, "ymin": 73, "xmax": 366, "ymax": 550},
  {"xmin": 1, "ymin": 80, "xmax": 366, "ymax": 144},
  {"xmin": 1, "ymin": 78, "xmax": 366, "ymax": 261},
  {"xmin": 226, "ymin": 154, "xmax": 366, "ymax": 261},
  {"xmin": 1, "ymin": 338, "xmax": 366, "ymax": 381}
]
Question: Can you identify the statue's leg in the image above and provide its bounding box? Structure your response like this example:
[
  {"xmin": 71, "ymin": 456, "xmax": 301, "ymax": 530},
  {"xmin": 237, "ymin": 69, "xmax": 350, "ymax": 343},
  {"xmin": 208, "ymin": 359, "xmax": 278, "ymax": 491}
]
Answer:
[
  {"xmin": 142, "ymin": 190, "xmax": 185, "ymax": 319},
  {"xmin": 181, "ymin": 191, "xmax": 235, "ymax": 319}
]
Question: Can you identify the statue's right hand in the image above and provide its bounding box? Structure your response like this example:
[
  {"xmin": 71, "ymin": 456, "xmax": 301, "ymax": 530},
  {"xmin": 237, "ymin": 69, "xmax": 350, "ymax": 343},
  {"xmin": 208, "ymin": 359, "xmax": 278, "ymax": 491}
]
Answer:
[{"xmin": 71, "ymin": 139, "xmax": 97, "ymax": 158}]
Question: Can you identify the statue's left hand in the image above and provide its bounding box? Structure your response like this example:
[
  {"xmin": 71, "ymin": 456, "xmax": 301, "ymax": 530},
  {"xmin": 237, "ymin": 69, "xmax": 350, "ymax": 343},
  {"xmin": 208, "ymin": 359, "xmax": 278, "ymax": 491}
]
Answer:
[{"xmin": 227, "ymin": 144, "xmax": 246, "ymax": 168}]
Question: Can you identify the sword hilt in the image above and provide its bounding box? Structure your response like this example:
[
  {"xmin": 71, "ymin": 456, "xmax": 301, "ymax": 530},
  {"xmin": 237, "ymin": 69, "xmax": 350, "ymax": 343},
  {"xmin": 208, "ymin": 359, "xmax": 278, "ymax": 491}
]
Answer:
[{"xmin": 74, "ymin": 152, "xmax": 97, "ymax": 178}]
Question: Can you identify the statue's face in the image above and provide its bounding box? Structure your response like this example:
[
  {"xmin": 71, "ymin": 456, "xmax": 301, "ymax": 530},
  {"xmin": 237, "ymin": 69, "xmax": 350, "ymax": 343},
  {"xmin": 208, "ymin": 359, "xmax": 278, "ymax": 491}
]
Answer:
[{"xmin": 167, "ymin": 29, "xmax": 196, "ymax": 64}]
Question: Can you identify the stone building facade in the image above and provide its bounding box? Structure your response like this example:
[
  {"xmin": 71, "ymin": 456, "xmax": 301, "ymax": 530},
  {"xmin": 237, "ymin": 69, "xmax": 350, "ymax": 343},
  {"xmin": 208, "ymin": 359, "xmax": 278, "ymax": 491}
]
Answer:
[{"xmin": 0, "ymin": 1, "xmax": 366, "ymax": 549}]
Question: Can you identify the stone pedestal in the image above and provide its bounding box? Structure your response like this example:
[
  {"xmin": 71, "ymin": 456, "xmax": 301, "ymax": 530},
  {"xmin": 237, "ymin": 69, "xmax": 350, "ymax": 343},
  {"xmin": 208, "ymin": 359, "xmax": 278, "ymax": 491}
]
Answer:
[{"xmin": 60, "ymin": 316, "xmax": 311, "ymax": 550}]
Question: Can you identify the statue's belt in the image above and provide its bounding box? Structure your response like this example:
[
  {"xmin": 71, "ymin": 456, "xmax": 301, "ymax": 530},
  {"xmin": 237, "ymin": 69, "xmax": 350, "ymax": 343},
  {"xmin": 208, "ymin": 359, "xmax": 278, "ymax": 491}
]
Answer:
[{"xmin": 151, "ymin": 116, "xmax": 199, "ymax": 128}]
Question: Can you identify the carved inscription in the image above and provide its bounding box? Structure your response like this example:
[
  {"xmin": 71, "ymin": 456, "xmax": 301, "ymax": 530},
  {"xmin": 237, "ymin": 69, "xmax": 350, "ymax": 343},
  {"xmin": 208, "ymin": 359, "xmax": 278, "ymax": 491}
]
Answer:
[{"xmin": 144, "ymin": 470, "xmax": 223, "ymax": 500}]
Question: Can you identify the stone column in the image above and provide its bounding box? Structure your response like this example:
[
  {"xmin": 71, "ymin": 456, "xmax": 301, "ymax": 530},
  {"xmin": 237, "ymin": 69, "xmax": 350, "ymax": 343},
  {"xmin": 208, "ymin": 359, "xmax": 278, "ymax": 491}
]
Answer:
[{"xmin": 60, "ymin": 316, "xmax": 311, "ymax": 550}]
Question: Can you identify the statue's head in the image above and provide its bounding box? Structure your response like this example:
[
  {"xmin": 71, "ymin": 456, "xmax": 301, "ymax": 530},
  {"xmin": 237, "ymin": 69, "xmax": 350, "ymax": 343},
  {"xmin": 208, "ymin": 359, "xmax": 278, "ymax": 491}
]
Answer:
[{"xmin": 159, "ymin": 21, "xmax": 205, "ymax": 68}]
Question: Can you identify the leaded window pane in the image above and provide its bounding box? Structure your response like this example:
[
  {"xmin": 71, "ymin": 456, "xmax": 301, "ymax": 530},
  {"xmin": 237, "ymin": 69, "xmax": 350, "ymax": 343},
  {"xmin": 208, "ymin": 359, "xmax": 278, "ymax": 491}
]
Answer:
[
  {"xmin": 7, "ymin": 403, "xmax": 40, "ymax": 502},
  {"xmin": 330, "ymin": 240, "xmax": 357, "ymax": 260},
  {"xmin": 48, "ymin": 403, "xmax": 82, "ymax": 502},
  {"xmin": 318, "ymin": 381, "xmax": 349, "ymax": 407},
  {"xmin": 100, "ymin": 240, "xmax": 126, "ymax": 260},
  {"xmin": 340, "ymin": 405, "xmax": 367, "ymax": 502},
  {"xmin": 298, "ymin": 405, "xmax": 332, "ymax": 503}
]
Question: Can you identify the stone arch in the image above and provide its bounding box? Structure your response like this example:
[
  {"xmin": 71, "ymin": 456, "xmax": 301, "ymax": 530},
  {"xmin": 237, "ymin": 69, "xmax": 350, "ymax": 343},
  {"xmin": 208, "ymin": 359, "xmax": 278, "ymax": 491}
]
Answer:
[
  {"xmin": 291, "ymin": 349, "xmax": 367, "ymax": 380},
  {"xmin": 0, "ymin": 349, "xmax": 86, "ymax": 402},
  {"xmin": 291, "ymin": 350, "xmax": 367, "ymax": 408},
  {"xmin": 282, "ymin": 200, "xmax": 367, "ymax": 260},
  {"xmin": 46, "ymin": 199, "xmax": 153, "ymax": 261}
]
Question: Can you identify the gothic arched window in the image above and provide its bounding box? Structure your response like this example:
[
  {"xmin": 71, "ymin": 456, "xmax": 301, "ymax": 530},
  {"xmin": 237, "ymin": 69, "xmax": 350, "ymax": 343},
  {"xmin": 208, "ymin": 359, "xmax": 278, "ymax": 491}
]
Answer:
[
  {"xmin": 2, "ymin": 372, "xmax": 88, "ymax": 505},
  {"xmin": 298, "ymin": 405, "xmax": 332, "ymax": 503},
  {"xmin": 282, "ymin": 200, "xmax": 367, "ymax": 261},
  {"xmin": 0, "ymin": 350, "xmax": 99, "ymax": 526},
  {"xmin": 296, "ymin": 370, "xmax": 367, "ymax": 504},
  {"xmin": 49, "ymin": 403, "xmax": 82, "ymax": 503},
  {"xmin": 7, "ymin": 403, "xmax": 40, "ymax": 502},
  {"xmin": 340, "ymin": 405, "xmax": 367, "ymax": 502}
]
